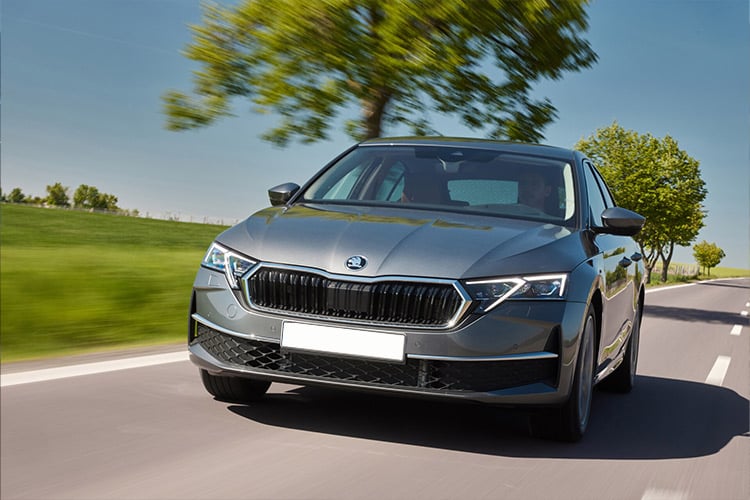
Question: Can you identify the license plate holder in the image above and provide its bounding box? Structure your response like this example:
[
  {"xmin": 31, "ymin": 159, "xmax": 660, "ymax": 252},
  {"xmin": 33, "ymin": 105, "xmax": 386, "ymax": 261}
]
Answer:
[{"xmin": 281, "ymin": 322, "xmax": 405, "ymax": 362}]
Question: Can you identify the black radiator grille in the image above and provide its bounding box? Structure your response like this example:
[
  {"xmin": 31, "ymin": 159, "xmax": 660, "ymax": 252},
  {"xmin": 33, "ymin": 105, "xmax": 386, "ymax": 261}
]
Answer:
[
  {"xmin": 244, "ymin": 267, "xmax": 465, "ymax": 327},
  {"xmin": 194, "ymin": 325, "xmax": 558, "ymax": 393}
]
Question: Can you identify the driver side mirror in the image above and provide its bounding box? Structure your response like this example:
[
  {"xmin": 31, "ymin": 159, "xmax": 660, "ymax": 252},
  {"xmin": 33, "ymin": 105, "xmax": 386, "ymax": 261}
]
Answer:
[
  {"xmin": 596, "ymin": 207, "xmax": 645, "ymax": 236},
  {"xmin": 268, "ymin": 182, "xmax": 300, "ymax": 206}
]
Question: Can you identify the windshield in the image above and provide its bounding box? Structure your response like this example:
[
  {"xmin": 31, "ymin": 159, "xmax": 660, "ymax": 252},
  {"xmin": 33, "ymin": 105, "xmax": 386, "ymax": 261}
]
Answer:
[{"xmin": 302, "ymin": 145, "xmax": 576, "ymax": 225}]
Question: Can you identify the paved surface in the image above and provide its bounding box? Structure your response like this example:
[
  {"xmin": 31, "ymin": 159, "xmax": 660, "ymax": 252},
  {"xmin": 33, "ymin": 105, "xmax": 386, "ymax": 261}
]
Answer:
[{"xmin": 2, "ymin": 279, "xmax": 749, "ymax": 500}]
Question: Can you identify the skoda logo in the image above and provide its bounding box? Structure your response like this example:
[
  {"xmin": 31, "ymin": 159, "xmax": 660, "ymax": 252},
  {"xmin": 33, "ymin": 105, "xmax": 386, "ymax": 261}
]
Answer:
[{"xmin": 345, "ymin": 255, "xmax": 367, "ymax": 271}]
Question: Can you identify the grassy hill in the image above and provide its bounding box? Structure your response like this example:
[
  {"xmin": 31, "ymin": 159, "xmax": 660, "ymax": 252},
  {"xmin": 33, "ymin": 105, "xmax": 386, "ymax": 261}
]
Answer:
[{"xmin": 1, "ymin": 204, "xmax": 228, "ymax": 361}]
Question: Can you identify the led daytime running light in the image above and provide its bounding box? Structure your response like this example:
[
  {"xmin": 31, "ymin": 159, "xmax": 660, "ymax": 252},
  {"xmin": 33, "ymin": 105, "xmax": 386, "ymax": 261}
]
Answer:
[
  {"xmin": 465, "ymin": 274, "xmax": 567, "ymax": 313},
  {"xmin": 202, "ymin": 243, "xmax": 256, "ymax": 289}
]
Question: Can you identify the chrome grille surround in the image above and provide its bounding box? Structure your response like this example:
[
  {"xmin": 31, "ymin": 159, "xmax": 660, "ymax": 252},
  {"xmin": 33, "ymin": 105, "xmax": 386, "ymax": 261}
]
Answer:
[{"xmin": 240, "ymin": 263, "xmax": 472, "ymax": 330}]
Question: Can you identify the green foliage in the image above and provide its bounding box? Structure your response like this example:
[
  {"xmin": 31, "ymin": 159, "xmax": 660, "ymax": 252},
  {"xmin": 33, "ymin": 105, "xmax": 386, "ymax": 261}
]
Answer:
[
  {"xmin": 645, "ymin": 263, "xmax": 748, "ymax": 287},
  {"xmin": 692, "ymin": 240, "xmax": 725, "ymax": 276},
  {"xmin": 45, "ymin": 182, "xmax": 71, "ymax": 207},
  {"xmin": 576, "ymin": 122, "xmax": 706, "ymax": 282},
  {"xmin": 699, "ymin": 266, "xmax": 750, "ymax": 279},
  {"xmin": 164, "ymin": 0, "xmax": 597, "ymax": 145},
  {"xmin": 73, "ymin": 184, "xmax": 120, "ymax": 211},
  {"xmin": 0, "ymin": 204, "xmax": 227, "ymax": 361},
  {"xmin": 8, "ymin": 187, "xmax": 26, "ymax": 203},
  {"xmin": 73, "ymin": 184, "xmax": 98, "ymax": 208}
]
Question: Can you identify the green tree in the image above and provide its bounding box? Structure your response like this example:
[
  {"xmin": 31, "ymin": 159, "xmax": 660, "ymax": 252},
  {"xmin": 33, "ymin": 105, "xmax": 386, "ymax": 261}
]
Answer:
[
  {"xmin": 73, "ymin": 184, "xmax": 120, "ymax": 211},
  {"xmin": 576, "ymin": 122, "xmax": 706, "ymax": 283},
  {"xmin": 45, "ymin": 183, "xmax": 71, "ymax": 207},
  {"xmin": 8, "ymin": 188, "xmax": 26, "ymax": 204},
  {"xmin": 73, "ymin": 184, "xmax": 100, "ymax": 208},
  {"xmin": 96, "ymin": 193, "xmax": 119, "ymax": 211},
  {"xmin": 164, "ymin": 0, "xmax": 597, "ymax": 145},
  {"xmin": 693, "ymin": 240, "xmax": 725, "ymax": 276}
]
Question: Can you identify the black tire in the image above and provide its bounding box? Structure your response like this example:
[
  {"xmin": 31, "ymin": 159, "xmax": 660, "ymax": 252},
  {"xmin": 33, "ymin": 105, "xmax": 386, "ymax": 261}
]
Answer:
[
  {"xmin": 200, "ymin": 369, "xmax": 271, "ymax": 403},
  {"xmin": 529, "ymin": 305, "xmax": 596, "ymax": 442},
  {"xmin": 601, "ymin": 303, "xmax": 642, "ymax": 393}
]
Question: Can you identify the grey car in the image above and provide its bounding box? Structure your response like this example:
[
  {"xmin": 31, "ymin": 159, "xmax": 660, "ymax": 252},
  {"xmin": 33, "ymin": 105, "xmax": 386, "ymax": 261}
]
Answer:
[{"xmin": 188, "ymin": 137, "xmax": 646, "ymax": 441}]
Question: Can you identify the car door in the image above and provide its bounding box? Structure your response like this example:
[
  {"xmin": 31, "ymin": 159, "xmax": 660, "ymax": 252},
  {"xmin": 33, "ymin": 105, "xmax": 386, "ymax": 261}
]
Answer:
[{"xmin": 583, "ymin": 161, "xmax": 639, "ymax": 367}]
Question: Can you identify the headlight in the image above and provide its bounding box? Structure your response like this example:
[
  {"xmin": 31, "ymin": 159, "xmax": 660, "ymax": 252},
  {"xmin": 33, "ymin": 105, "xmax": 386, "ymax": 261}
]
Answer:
[
  {"xmin": 464, "ymin": 274, "xmax": 567, "ymax": 313},
  {"xmin": 201, "ymin": 243, "xmax": 256, "ymax": 289}
]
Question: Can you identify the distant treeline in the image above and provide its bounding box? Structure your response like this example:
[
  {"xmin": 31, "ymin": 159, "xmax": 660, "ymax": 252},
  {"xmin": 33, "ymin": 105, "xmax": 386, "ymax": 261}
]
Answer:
[{"xmin": 1, "ymin": 182, "xmax": 139, "ymax": 216}]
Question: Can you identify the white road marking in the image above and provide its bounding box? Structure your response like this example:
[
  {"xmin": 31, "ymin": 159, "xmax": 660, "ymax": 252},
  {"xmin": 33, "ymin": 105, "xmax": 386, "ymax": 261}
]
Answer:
[
  {"xmin": 741, "ymin": 310, "xmax": 748, "ymax": 317},
  {"xmin": 746, "ymin": 302, "xmax": 750, "ymax": 308},
  {"xmin": 1, "ymin": 351, "xmax": 189, "ymax": 387},
  {"xmin": 645, "ymin": 283, "xmax": 696, "ymax": 294},
  {"xmin": 645, "ymin": 278, "xmax": 748, "ymax": 295},
  {"xmin": 705, "ymin": 356, "xmax": 732, "ymax": 386},
  {"xmin": 641, "ymin": 488, "xmax": 688, "ymax": 500},
  {"xmin": 730, "ymin": 324, "xmax": 743, "ymax": 336}
]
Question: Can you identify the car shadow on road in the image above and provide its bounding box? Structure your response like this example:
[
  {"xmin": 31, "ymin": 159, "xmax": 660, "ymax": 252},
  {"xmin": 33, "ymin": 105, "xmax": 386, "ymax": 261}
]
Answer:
[
  {"xmin": 696, "ymin": 281, "xmax": 750, "ymax": 290},
  {"xmin": 228, "ymin": 375, "xmax": 748, "ymax": 460},
  {"xmin": 645, "ymin": 305, "xmax": 748, "ymax": 326}
]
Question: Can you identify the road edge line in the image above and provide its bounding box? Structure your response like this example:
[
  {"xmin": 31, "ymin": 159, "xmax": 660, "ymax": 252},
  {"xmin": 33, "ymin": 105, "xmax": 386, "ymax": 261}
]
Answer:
[{"xmin": 1, "ymin": 351, "xmax": 189, "ymax": 387}]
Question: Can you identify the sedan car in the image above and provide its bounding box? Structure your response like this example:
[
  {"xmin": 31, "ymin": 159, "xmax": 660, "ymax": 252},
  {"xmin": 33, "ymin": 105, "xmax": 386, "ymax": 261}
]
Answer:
[{"xmin": 188, "ymin": 137, "xmax": 646, "ymax": 441}]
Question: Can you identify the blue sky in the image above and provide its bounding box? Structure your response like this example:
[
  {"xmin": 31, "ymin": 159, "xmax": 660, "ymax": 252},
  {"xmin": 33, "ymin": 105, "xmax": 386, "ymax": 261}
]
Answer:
[{"xmin": 2, "ymin": 0, "xmax": 748, "ymax": 268}]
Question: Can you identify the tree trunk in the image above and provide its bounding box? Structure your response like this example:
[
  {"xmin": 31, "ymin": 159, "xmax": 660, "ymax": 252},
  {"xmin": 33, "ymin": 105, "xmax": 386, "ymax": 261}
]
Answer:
[
  {"xmin": 659, "ymin": 242, "xmax": 675, "ymax": 282},
  {"xmin": 361, "ymin": 89, "xmax": 392, "ymax": 140},
  {"xmin": 640, "ymin": 243, "xmax": 657, "ymax": 284}
]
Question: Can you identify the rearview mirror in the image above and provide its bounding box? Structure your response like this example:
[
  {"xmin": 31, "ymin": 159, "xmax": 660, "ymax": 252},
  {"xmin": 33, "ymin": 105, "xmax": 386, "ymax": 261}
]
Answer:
[
  {"xmin": 596, "ymin": 207, "xmax": 645, "ymax": 236},
  {"xmin": 268, "ymin": 183, "xmax": 300, "ymax": 206}
]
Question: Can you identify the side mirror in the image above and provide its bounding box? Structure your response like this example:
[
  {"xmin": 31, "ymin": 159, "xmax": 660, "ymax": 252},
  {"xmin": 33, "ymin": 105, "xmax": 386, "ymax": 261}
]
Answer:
[
  {"xmin": 268, "ymin": 182, "xmax": 300, "ymax": 207},
  {"xmin": 596, "ymin": 207, "xmax": 645, "ymax": 236}
]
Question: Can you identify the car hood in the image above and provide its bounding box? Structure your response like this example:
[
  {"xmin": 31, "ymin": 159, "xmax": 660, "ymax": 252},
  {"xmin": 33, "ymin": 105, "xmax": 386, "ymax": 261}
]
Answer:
[{"xmin": 216, "ymin": 204, "xmax": 587, "ymax": 279}]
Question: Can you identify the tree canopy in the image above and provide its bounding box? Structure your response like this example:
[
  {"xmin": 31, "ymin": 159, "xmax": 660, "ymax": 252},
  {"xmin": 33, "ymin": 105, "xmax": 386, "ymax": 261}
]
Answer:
[
  {"xmin": 693, "ymin": 241, "xmax": 725, "ymax": 276},
  {"xmin": 45, "ymin": 183, "xmax": 70, "ymax": 207},
  {"xmin": 7, "ymin": 188, "xmax": 26, "ymax": 204},
  {"xmin": 164, "ymin": 0, "xmax": 597, "ymax": 145},
  {"xmin": 576, "ymin": 122, "xmax": 707, "ymax": 282},
  {"xmin": 73, "ymin": 184, "xmax": 119, "ymax": 211},
  {"xmin": 3, "ymin": 183, "xmax": 126, "ymax": 213}
]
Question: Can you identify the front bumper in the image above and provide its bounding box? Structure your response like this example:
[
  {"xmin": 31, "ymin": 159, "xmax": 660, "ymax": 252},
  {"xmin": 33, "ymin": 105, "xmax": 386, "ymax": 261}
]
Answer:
[{"xmin": 188, "ymin": 267, "xmax": 588, "ymax": 406}]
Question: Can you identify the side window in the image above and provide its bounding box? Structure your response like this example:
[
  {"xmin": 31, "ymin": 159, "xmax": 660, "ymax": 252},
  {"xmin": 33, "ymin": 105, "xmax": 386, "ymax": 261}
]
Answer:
[
  {"xmin": 591, "ymin": 164, "xmax": 615, "ymax": 208},
  {"xmin": 583, "ymin": 162, "xmax": 607, "ymax": 227},
  {"xmin": 321, "ymin": 164, "xmax": 367, "ymax": 200},
  {"xmin": 306, "ymin": 148, "xmax": 381, "ymax": 201},
  {"xmin": 374, "ymin": 163, "xmax": 406, "ymax": 201}
]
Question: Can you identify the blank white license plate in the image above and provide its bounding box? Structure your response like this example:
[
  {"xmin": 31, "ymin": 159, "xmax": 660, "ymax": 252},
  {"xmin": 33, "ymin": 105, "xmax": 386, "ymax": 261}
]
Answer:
[{"xmin": 281, "ymin": 322, "xmax": 405, "ymax": 362}]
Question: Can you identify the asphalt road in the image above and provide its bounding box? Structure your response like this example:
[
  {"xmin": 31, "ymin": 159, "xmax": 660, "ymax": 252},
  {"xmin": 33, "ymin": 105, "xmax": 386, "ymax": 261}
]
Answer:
[{"xmin": 2, "ymin": 279, "xmax": 748, "ymax": 500}]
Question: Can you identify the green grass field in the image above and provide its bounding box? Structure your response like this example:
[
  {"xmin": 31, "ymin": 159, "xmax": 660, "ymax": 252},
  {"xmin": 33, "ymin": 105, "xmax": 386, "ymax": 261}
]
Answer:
[
  {"xmin": 1, "ymin": 204, "xmax": 228, "ymax": 361},
  {"xmin": 649, "ymin": 262, "xmax": 750, "ymax": 287},
  {"xmin": 698, "ymin": 267, "xmax": 750, "ymax": 279}
]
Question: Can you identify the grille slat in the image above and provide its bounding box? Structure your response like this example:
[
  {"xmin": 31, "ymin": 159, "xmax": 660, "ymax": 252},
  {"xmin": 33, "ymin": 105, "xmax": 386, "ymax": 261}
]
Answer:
[{"xmin": 245, "ymin": 267, "xmax": 464, "ymax": 327}]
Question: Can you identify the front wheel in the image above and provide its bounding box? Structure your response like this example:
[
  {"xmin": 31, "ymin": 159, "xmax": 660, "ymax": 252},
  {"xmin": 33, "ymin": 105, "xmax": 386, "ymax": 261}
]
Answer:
[
  {"xmin": 530, "ymin": 305, "xmax": 596, "ymax": 442},
  {"xmin": 200, "ymin": 369, "xmax": 271, "ymax": 403}
]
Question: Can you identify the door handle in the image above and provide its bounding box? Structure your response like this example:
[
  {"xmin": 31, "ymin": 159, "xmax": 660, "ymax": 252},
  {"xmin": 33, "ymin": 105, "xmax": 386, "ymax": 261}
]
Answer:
[{"xmin": 619, "ymin": 257, "xmax": 632, "ymax": 268}]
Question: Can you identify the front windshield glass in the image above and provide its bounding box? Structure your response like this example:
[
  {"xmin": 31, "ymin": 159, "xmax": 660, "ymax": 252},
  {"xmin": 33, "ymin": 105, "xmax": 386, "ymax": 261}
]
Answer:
[{"xmin": 302, "ymin": 145, "xmax": 576, "ymax": 225}]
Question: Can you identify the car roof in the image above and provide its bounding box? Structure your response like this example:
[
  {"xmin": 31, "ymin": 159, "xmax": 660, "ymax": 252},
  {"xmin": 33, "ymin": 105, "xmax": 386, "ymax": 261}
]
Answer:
[{"xmin": 359, "ymin": 136, "xmax": 577, "ymax": 162}]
